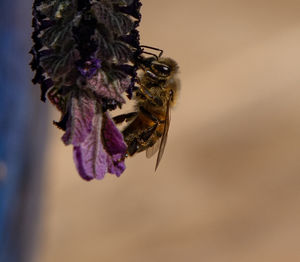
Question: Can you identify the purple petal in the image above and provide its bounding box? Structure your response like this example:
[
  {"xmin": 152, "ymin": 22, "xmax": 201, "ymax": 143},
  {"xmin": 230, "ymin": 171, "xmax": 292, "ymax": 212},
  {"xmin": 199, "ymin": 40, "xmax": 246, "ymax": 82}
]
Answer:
[
  {"xmin": 73, "ymin": 111, "xmax": 127, "ymax": 181},
  {"xmin": 73, "ymin": 112, "xmax": 108, "ymax": 180},
  {"xmin": 62, "ymin": 95, "xmax": 96, "ymax": 146},
  {"xmin": 73, "ymin": 146, "xmax": 94, "ymax": 181},
  {"xmin": 102, "ymin": 112, "xmax": 127, "ymax": 155},
  {"xmin": 107, "ymin": 154, "xmax": 126, "ymax": 177},
  {"xmin": 102, "ymin": 112, "xmax": 127, "ymax": 176}
]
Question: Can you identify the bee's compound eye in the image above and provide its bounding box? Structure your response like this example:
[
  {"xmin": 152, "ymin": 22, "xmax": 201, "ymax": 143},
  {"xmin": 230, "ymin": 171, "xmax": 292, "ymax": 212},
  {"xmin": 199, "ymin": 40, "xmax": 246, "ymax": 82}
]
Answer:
[{"xmin": 151, "ymin": 62, "xmax": 171, "ymax": 75}]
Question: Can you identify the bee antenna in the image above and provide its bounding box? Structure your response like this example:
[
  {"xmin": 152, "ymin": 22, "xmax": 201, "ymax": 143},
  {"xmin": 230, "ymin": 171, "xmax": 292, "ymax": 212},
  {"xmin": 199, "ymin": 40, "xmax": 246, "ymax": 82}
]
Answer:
[
  {"xmin": 140, "ymin": 45, "xmax": 164, "ymax": 58},
  {"xmin": 142, "ymin": 51, "xmax": 159, "ymax": 60}
]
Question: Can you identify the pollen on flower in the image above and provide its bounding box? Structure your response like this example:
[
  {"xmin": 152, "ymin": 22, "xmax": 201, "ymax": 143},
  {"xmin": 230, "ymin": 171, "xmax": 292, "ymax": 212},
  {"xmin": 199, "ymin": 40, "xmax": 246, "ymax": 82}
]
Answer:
[{"xmin": 30, "ymin": 0, "xmax": 142, "ymax": 181}]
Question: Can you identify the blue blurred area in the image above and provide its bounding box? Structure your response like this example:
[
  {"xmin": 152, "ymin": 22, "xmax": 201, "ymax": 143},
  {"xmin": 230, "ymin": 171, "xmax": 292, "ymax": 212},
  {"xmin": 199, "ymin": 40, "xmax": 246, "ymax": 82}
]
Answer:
[{"xmin": 0, "ymin": 1, "xmax": 48, "ymax": 261}]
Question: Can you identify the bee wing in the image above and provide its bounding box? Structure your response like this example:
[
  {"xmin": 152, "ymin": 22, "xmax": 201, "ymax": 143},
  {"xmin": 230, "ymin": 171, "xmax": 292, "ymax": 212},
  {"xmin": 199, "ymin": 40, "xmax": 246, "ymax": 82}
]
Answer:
[
  {"xmin": 155, "ymin": 97, "xmax": 171, "ymax": 171},
  {"xmin": 146, "ymin": 138, "xmax": 161, "ymax": 158}
]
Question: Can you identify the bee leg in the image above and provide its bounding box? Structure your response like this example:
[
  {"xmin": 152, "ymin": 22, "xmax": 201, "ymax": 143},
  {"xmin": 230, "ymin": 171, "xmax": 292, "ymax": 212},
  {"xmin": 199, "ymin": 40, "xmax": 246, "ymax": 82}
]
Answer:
[
  {"xmin": 136, "ymin": 83, "xmax": 154, "ymax": 101},
  {"xmin": 139, "ymin": 106, "xmax": 163, "ymax": 124},
  {"xmin": 140, "ymin": 123, "xmax": 158, "ymax": 142},
  {"xmin": 137, "ymin": 85, "xmax": 164, "ymax": 107},
  {"xmin": 127, "ymin": 123, "xmax": 158, "ymax": 156},
  {"xmin": 127, "ymin": 138, "xmax": 139, "ymax": 156},
  {"xmin": 135, "ymin": 78, "xmax": 155, "ymax": 102},
  {"xmin": 113, "ymin": 112, "xmax": 138, "ymax": 124}
]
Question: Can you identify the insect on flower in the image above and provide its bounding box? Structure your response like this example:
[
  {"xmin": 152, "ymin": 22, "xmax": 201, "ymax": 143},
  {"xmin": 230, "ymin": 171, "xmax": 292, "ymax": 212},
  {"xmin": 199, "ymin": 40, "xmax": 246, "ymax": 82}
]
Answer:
[{"xmin": 114, "ymin": 46, "xmax": 180, "ymax": 170}]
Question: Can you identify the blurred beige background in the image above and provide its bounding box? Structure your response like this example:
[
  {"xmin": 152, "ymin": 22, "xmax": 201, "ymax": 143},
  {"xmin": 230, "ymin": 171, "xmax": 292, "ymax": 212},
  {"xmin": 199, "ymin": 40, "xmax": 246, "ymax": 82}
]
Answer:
[{"xmin": 36, "ymin": 1, "xmax": 300, "ymax": 261}]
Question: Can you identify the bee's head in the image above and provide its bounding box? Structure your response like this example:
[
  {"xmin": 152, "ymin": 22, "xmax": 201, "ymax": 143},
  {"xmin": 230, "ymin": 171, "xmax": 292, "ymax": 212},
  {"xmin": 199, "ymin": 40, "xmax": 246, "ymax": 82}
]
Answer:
[
  {"xmin": 156, "ymin": 57, "xmax": 178, "ymax": 73},
  {"xmin": 150, "ymin": 61, "xmax": 170, "ymax": 77},
  {"xmin": 151, "ymin": 57, "xmax": 178, "ymax": 78},
  {"xmin": 139, "ymin": 56, "xmax": 178, "ymax": 80}
]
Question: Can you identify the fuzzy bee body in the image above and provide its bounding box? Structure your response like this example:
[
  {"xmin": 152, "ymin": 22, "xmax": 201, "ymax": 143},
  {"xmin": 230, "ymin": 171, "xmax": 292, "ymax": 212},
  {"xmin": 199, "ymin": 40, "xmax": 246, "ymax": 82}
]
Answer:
[{"xmin": 114, "ymin": 56, "xmax": 179, "ymax": 170}]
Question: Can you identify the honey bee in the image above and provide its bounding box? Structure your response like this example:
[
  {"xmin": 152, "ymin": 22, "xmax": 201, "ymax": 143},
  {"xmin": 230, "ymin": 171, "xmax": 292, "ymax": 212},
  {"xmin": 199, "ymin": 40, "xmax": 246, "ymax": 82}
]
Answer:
[{"xmin": 114, "ymin": 47, "xmax": 179, "ymax": 170}]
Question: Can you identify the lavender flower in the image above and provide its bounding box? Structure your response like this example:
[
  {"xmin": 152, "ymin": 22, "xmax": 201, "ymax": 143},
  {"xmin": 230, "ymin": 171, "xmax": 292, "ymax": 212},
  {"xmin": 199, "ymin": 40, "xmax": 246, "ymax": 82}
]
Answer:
[{"xmin": 30, "ymin": 0, "xmax": 142, "ymax": 180}]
